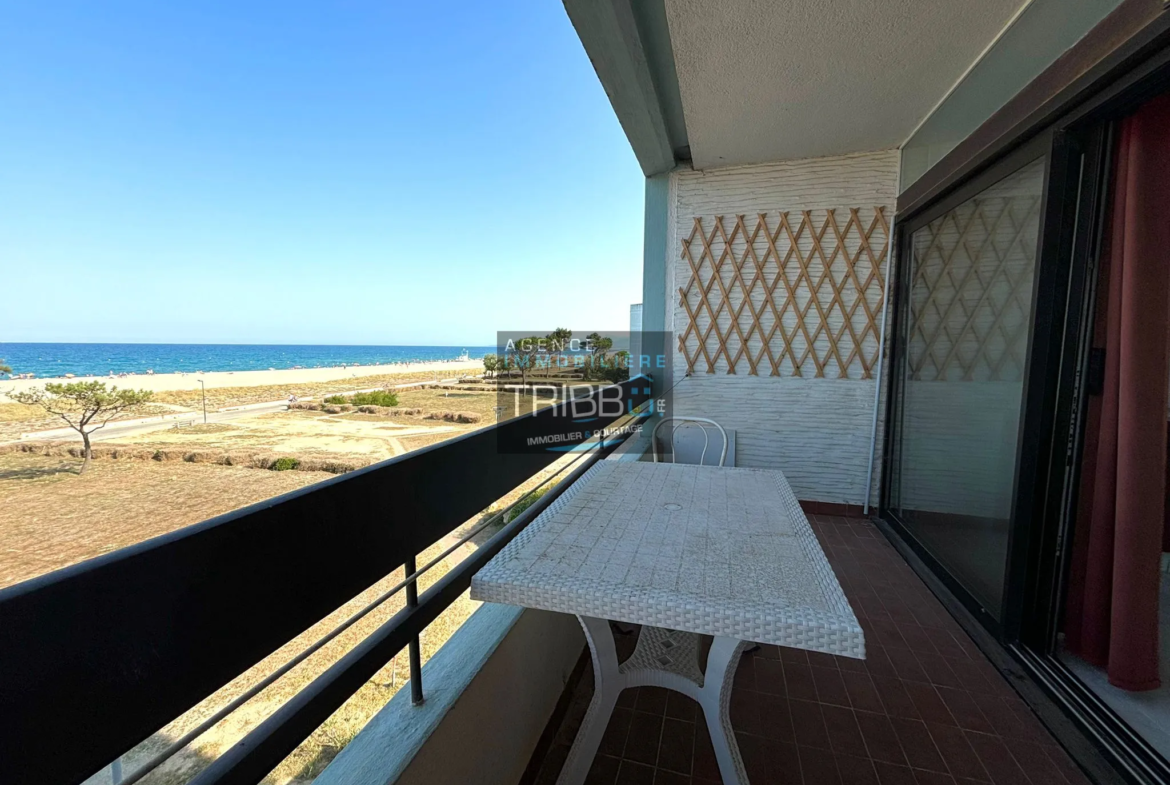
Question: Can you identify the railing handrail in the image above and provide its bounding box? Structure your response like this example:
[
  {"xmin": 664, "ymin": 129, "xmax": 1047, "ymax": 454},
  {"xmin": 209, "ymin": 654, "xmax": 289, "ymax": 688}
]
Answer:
[
  {"xmin": 0, "ymin": 377, "xmax": 651, "ymax": 785},
  {"xmin": 115, "ymin": 443, "xmax": 596, "ymax": 785},
  {"xmin": 188, "ymin": 441, "xmax": 614, "ymax": 785}
]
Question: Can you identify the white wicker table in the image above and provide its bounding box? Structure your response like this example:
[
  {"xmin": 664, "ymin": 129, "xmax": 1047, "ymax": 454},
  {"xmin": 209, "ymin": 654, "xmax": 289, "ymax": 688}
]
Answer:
[{"xmin": 471, "ymin": 462, "xmax": 864, "ymax": 785}]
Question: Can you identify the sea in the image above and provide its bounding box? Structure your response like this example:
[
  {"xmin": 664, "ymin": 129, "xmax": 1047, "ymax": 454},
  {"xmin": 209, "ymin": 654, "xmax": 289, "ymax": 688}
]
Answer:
[{"xmin": 0, "ymin": 343, "xmax": 497, "ymax": 379}]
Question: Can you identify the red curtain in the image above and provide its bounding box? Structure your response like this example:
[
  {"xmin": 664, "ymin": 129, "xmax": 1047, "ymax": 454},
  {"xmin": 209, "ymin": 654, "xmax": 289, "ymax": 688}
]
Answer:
[{"xmin": 1064, "ymin": 94, "xmax": 1170, "ymax": 692}]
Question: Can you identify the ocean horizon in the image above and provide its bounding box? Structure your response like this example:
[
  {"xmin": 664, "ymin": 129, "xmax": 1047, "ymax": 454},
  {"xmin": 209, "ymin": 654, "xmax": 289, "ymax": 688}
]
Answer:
[{"xmin": 0, "ymin": 343, "xmax": 496, "ymax": 379}]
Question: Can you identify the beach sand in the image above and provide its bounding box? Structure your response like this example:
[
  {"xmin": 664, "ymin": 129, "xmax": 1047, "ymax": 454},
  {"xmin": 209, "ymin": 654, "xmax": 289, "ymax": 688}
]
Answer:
[{"xmin": 0, "ymin": 359, "xmax": 485, "ymax": 402}]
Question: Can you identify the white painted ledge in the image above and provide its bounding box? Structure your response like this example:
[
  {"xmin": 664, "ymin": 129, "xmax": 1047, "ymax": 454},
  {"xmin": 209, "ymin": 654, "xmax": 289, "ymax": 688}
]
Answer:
[
  {"xmin": 606, "ymin": 430, "xmax": 652, "ymax": 462},
  {"xmin": 316, "ymin": 604, "xmax": 583, "ymax": 785}
]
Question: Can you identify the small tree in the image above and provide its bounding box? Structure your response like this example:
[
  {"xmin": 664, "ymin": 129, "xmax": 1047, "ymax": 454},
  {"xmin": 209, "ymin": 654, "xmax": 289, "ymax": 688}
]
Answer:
[
  {"xmin": 546, "ymin": 327, "xmax": 572, "ymax": 377},
  {"xmin": 582, "ymin": 333, "xmax": 614, "ymax": 379},
  {"xmin": 11, "ymin": 382, "xmax": 153, "ymax": 473},
  {"xmin": 506, "ymin": 336, "xmax": 544, "ymax": 387},
  {"xmin": 0, "ymin": 359, "xmax": 11, "ymax": 376},
  {"xmin": 482, "ymin": 353, "xmax": 498, "ymax": 378}
]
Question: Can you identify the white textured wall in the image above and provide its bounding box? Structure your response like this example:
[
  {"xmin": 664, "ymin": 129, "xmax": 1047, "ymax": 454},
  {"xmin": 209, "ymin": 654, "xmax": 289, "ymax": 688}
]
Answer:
[
  {"xmin": 664, "ymin": 151, "xmax": 899, "ymax": 505},
  {"xmin": 670, "ymin": 375, "xmax": 885, "ymax": 504}
]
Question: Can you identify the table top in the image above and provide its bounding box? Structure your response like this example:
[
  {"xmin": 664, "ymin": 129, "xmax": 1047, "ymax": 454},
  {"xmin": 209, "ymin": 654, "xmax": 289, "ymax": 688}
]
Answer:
[{"xmin": 471, "ymin": 461, "xmax": 864, "ymax": 658}]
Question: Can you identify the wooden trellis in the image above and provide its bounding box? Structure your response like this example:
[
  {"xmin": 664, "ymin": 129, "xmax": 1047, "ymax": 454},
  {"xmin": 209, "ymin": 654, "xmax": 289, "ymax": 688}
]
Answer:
[
  {"xmin": 677, "ymin": 207, "xmax": 889, "ymax": 379},
  {"xmin": 907, "ymin": 191, "xmax": 1041, "ymax": 382}
]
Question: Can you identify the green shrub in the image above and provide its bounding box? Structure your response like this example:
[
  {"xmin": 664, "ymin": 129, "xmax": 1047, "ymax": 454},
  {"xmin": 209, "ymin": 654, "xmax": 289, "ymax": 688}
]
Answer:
[
  {"xmin": 350, "ymin": 390, "xmax": 399, "ymax": 407},
  {"xmin": 321, "ymin": 391, "xmax": 398, "ymax": 407},
  {"xmin": 270, "ymin": 457, "xmax": 300, "ymax": 471},
  {"xmin": 507, "ymin": 486, "xmax": 551, "ymax": 523}
]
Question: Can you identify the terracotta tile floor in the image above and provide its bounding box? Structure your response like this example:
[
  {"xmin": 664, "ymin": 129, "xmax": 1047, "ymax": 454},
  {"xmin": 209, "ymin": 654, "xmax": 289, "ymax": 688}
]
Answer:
[{"xmin": 526, "ymin": 516, "xmax": 1091, "ymax": 785}]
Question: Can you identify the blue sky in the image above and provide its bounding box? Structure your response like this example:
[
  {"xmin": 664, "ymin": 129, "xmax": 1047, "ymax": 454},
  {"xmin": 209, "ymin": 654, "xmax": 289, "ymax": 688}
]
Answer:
[{"xmin": 0, "ymin": 1, "xmax": 645, "ymax": 346}]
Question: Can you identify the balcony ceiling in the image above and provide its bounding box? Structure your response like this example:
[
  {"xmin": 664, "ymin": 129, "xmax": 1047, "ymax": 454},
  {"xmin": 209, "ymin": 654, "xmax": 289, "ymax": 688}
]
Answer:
[{"xmin": 565, "ymin": 0, "xmax": 1027, "ymax": 173}]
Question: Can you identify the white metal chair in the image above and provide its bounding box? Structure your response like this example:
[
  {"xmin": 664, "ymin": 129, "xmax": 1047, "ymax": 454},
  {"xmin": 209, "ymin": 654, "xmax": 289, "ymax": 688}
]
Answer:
[{"xmin": 652, "ymin": 416, "xmax": 731, "ymax": 467}]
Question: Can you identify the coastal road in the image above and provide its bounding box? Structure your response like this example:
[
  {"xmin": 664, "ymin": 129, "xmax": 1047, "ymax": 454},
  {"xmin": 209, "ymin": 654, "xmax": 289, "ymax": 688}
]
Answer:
[{"xmin": 16, "ymin": 376, "xmax": 477, "ymax": 444}]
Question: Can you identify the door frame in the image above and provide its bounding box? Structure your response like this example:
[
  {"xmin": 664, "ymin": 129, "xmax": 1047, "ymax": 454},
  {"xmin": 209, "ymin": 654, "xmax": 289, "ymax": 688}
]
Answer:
[
  {"xmin": 1009, "ymin": 56, "xmax": 1170, "ymax": 785},
  {"xmin": 1014, "ymin": 38, "xmax": 1170, "ymax": 653},
  {"xmin": 880, "ymin": 39, "xmax": 1170, "ymax": 785},
  {"xmin": 879, "ymin": 129, "xmax": 1058, "ymax": 634}
]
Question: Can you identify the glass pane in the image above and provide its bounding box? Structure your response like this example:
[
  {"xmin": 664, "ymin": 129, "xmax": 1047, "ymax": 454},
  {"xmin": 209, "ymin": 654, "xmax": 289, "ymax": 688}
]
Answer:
[{"xmin": 888, "ymin": 157, "xmax": 1046, "ymax": 616}]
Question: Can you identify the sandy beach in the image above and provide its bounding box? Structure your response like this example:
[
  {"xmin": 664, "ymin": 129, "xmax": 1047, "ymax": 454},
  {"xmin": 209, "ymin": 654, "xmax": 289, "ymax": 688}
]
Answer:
[{"xmin": 0, "ymin": 359, "xmax": 485, "ymax": 402}]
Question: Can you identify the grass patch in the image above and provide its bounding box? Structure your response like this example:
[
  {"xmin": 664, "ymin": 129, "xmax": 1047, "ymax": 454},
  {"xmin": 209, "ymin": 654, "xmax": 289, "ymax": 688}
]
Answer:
[
  {"xmin": 393, "ymin": 387, "xmax": 553, "ymax": 424},
  {"xmin": 1, "ymin": 401, "xmax": 172, "ymax": 424},
  {"xmin": 150, "ymin": 369, "xmax": 473, "ymax": 411},
  {"xmin": 396, "ymin": 431, "xmax": 468, "ymax": 451},
  {"xmin": 0, "ymin": 402, "xmax": 47, "ymax": 424},
  {"xmin": 168, "ymin": 423, "xmax": 236, "ymax": 435},
  {"xmin": 0, "ymin": 453, "xmax": 329, "ymax": 589},
  {"xmin": 341, "ymin": 413, "xmax": 408, "ymax": 423},
  {"xmin": 507, "ymin": 486, "xmax": 551, "ymax": 523},
  {"xmin": 2, "ymin": 441, "xmax": 367, "ymax": 475}
]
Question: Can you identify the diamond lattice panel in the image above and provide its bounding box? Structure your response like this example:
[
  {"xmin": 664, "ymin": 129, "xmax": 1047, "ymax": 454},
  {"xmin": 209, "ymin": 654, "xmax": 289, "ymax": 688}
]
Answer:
[
  {"xmin": 678, "ymin": 208, "xmax": 889, "ymax": 379},
  {"xmin": 907, "ymin": 191, "xmax": 1041, "ymax": 383}
]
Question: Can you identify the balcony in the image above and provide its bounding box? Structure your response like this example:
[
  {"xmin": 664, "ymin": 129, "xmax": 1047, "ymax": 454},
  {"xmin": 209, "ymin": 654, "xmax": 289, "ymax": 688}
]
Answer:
[
  {"xmin": 7, "ymin": 0, "xmax": 1161, "ymax": 778},
  {"xmin": 0, "ymin": 375, "xmax": 1092, "ymax": 785}
]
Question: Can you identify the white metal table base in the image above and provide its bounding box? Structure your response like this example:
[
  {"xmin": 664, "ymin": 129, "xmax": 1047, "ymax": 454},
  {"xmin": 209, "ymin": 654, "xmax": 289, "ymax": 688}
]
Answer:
[{"xmin": 557, "ymin": 615, "xmax": 749, "ymax": 785}]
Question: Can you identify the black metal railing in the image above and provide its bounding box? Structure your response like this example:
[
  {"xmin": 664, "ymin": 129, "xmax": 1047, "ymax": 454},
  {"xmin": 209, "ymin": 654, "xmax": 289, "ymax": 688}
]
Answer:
[{"xmin": 0, "ymin": 377, "xmax": 651, "ymax": 785}]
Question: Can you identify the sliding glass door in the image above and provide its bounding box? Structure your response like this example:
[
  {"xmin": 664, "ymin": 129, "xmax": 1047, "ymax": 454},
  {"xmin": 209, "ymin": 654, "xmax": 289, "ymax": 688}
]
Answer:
[{"xmin": 885, "ymin": 155, "xmax": 1048, "ymax": 619}]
